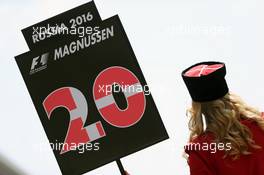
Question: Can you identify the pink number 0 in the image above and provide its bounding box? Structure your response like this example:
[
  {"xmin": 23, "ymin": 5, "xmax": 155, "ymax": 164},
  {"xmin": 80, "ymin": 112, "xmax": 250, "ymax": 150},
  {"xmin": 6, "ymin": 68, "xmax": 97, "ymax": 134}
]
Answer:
[{"xmin": 42, "ymin": 66, "xmax": 146, "ymax": 154}]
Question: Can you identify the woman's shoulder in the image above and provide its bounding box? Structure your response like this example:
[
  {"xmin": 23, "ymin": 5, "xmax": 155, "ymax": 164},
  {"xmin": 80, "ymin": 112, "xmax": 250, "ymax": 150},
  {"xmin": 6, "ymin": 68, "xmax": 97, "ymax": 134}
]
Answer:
[
  {"xmin": 240, "ymin": 113, "xmax": 264, "ymax": 139},
  {"xmin": 241, "ymin": 112, "xmax": 264, "ymax": 122},
  {"xmin": 184, "ymin": 132, "xmax": 215, "ymax": 154},
  {"xmin": 190, "ymin": 132, "xmax": 215, "ymax": 144},
  {"xmin": 240, "ymin": 112, "xmax": 264, "ymax": 126}
]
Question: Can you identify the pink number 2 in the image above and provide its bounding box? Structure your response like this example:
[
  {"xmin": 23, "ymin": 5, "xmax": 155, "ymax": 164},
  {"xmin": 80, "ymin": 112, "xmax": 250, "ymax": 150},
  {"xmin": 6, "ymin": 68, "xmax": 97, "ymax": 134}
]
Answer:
[{"xmin": 43, "ymin": 87, "xmax": 105, "ymax": 154}]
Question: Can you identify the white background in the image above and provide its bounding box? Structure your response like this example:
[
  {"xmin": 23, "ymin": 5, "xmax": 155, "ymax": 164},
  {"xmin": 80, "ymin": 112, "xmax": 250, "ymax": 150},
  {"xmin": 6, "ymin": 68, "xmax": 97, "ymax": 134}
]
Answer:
[{"xmin": 0, "ymin": 0, "xmax": 264, "ymax": 174}]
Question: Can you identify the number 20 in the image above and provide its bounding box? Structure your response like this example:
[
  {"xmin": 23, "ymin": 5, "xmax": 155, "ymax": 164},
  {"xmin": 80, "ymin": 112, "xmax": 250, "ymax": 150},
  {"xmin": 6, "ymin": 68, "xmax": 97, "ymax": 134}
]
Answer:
[{"xmin": 42, "ymin": 66, "xmax": 146, "ymax": 154}]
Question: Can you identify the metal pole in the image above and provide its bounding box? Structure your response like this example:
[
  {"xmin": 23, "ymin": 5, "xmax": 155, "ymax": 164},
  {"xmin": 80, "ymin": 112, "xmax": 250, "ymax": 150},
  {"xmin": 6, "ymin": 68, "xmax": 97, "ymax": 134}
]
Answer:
[{"xmin": 116, "ymin": 159, "xmax": 126, "ymax": 175}]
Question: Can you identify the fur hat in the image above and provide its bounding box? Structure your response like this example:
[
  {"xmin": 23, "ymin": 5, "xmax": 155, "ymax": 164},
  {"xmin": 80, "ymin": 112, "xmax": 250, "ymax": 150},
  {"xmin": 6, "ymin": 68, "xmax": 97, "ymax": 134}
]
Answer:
[{"xmin": 182, "ymin": 61, "xmax": 229, "ymax": 102}]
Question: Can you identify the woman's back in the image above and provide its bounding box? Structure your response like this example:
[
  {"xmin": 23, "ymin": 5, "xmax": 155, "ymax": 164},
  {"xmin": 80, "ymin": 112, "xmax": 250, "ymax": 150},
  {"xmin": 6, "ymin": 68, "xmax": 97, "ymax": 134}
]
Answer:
[{"xmin": 186, "ymin": 114, "xmax": 264, "ymax": 175}]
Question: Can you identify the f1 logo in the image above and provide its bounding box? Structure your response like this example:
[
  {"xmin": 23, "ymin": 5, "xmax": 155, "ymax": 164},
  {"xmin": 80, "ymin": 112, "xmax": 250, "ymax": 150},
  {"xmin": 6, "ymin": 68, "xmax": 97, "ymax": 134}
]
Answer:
[{"xmin": 30, "ymin": 52, "xmax": 49, "ymax": 74}]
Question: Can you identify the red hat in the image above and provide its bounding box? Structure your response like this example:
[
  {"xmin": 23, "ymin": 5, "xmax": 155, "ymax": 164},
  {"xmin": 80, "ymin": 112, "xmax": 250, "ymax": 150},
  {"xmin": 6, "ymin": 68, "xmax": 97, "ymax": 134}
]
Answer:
[{"xmin": 182, "ymin": 61, "xmax": 229, "ymax": 102}]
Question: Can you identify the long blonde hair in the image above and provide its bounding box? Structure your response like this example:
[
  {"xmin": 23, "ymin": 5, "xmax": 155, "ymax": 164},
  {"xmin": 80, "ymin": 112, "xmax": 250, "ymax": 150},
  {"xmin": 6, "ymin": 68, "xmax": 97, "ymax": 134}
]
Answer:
[{"xmin": 188, "ymin": 92, "xmax": 264, "ymax": 159}]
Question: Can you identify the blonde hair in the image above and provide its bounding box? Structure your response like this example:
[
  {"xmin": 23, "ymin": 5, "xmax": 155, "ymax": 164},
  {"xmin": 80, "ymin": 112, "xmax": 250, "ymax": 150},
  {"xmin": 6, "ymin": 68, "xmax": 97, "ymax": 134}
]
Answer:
[{"xmin": 187, "ymin": 92, "xmax": 264, "ymax": 159}]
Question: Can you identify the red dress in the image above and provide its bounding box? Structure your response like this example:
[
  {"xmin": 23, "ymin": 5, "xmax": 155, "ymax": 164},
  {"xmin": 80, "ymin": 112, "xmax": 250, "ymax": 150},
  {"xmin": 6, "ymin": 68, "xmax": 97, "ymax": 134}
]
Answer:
[{"xmin": 185, "ymin": 114, "xmax": 264, "ymax": 175}]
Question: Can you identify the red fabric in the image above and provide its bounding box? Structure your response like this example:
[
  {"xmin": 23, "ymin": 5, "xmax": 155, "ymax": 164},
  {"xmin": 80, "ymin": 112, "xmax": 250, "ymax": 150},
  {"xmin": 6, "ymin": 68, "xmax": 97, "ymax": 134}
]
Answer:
[
  {"xmin": 185, "ymin": 113, "xmax": 264, "ymax": 175},
  {"xmin": 184, "ymin": 64, "xmax": 224, "ymax": 77}
]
